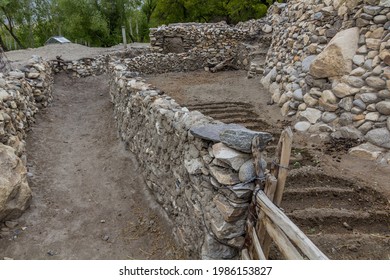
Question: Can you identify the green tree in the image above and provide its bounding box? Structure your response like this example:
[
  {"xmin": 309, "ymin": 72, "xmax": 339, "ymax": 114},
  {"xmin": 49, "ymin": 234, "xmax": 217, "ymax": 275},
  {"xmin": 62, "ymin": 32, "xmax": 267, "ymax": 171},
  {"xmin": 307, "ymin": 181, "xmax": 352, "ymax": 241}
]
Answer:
[
  {"xmin": 0, "ymin": 0, "xmax": 29, "ymax": 49},
  {"xmin": 151, "ymin": 0, "xmax": 280, "ymax": 25}
]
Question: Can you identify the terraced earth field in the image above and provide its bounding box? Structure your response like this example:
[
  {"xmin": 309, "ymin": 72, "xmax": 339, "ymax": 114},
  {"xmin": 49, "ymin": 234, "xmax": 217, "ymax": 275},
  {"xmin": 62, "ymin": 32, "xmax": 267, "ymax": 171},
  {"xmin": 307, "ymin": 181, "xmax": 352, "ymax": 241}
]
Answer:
[{"xmin": 146, "ymin": 69, "xmax": 390, "ymax": 260}]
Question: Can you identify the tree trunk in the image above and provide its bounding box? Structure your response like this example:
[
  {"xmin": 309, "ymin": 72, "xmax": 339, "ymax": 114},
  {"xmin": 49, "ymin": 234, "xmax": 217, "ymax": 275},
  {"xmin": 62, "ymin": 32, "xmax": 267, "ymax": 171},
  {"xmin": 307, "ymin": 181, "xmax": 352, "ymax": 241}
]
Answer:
[
  {"xmin": 0, "ymin": 33, "xmax": 8, "ymax": 51},
  {"xmin": 0, "ymin": 47, "xmax": 12, "ymax": 74}
]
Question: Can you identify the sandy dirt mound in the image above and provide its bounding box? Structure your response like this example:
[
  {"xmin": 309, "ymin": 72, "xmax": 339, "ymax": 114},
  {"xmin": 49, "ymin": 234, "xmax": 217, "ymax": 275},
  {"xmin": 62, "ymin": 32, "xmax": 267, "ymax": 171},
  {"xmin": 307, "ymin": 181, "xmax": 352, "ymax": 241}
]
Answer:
[{"xmin": 5, "ymin": 43, "xmax": 149, "ymax": 69}]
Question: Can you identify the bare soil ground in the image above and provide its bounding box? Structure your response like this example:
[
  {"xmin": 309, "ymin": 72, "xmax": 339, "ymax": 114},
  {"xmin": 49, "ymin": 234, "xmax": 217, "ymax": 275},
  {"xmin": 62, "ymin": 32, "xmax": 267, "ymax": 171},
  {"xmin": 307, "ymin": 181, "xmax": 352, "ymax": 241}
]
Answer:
[
  {"xmin": 145, "ymin": 70, "xmax": 390, "ymax": 260},
  {"xmin": 0, "ymin": 73, "xmax": 185, "ymax": 260},
  {"xmin": 5, "ymin": 43, "xmax": 149, "ymax": 69}
]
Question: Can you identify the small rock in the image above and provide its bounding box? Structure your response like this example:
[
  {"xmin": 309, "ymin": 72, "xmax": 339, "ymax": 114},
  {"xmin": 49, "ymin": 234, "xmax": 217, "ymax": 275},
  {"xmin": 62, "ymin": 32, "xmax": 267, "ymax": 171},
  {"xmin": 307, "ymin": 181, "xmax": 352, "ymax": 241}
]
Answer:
[
  {"xmin": 102, "ymin": 235, "xmax": 110, "ymax": 241},
  {"xmin": 366, "ymin": 112, "xmax": 380, "ymax": 121},
  {"xmin": 373, "ymin": 15, "xmax": 388, "ymax": 24},
  {"xmin": 303, "ymin": 93, "xmax": 318, "ymax": 107},
  {"xmin": 360, "ymin": 93, "xmax": 379, "ymax": 104},
  {"xmin": 365, "ymin": 128, "xmax": 390, "ymax": 148},
  {"xmin": 294, "ymin": 121, "xmax": 311, "ymax": 132},
  {"xmin": 339, "ymin": 97, "xmax": 353, "ymax": 111},
  {"xmin": 363, "ymin": 5, "xmax": 382, "ymax": 16},
  {"xmin": 321, "ymin": 90, "xmax": 338, "ymax": 104},
  {"xmin": 213, "ymin": 195, "xmax": 248, "ymax": 223},
  {"xmin": 219, "ymin": 129, "xmax": 273, "ymax": 154},
  {"xmin": 238, "ymin": 159, "xmax": 266, "ymax": 182},
  {"xmin": 347, "ymin": 76, "xmax": 365, "ymax": 88},
  {"xmin": 184, "ymin": 158, "xmax": 204, "ymax": 175},
  {"xmin": 353, "ymin": 55, "xmax": 365, "ymax": 66},
  {"xmin": 302, "ymin": 55, "xmax": 317, "ymax": 72},
  {"xmin": 299, "ymin": 108, "xmax": 322, "ymax": 124},
  {"xmin": 339, "ymin": 112, "xmax": 353, "ymax": 126},
  {"xmin": 293, "ymin": 89, "xmax": 303, "ymax": 101},
  {"xmin": 262, "ymin": 24, "xmax": 272, "ymax": 33},
  {"xmin": 322, "ymin": 112, "xmax": 337, "ymax": 123},
  {"xmin": 351, "ymin": 67, "xmax": 366, "ymax": 76},
  {"xmin": 212, "ymin": 143, "xmax": 250, "ymax": 171},
  {"xmin": 333, "ymin": 83, "xmax": 353, "ymax": 98},
  {"xmin": 366, "ymin": 38, "xmax": 381, "ymax": 50},
  {"xmin": 353, "ymin": 99, "xmax": 367, "ymax": 110},
  {"xmin": 209, "ymin": 165, "xmax": 240, "ymax": 185},
  {"xmin": 349, "ymin": 143, "xmax": 384, "ymax": 161},
  {"xmin": 100, "ymin": 220, "xmax": 106, "ymax": 223},
  {"xmin": 359, "ymin": 122, "xmax": 374, "ymax": 134},
  {"xmin": 342, "ymin": 222, "xmax": 353, "ymax": 231},
  {"xmin": 365, "ymin": 76, "xmax": 386, "ymax": 89},
  {"xmin": 5, "ymin": 221, "xmax": 19, "ymax": 229},
  {"xmin": 388, "ymin": 117, "xmax": 390, "ymax": 131},
  {"xmin": 376, "ymin": 101, "xmax": 390, "ymax": 115},
  {"xmin": 47, "ymin": 250, "xmax": 56, "ymax": 256},
  {"xmin": 332, "ymin": 126, "xmax": 364, "ymax": 140}
]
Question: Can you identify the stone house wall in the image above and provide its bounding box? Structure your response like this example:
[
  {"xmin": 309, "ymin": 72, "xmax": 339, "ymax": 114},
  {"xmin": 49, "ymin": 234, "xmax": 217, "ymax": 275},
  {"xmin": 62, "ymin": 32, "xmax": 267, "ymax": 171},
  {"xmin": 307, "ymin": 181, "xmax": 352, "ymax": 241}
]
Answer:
[{"xmin": 148, "ymin": 21, "xmax": 273, "ymax": 74}]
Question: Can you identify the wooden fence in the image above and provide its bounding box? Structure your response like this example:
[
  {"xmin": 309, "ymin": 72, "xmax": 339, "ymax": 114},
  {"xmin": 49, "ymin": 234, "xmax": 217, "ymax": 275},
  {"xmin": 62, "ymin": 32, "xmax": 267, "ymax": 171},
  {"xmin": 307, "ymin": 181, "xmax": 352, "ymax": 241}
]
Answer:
[{"xmin": 242, "ymin": 127, "xmax": 328, "ymax": 260}]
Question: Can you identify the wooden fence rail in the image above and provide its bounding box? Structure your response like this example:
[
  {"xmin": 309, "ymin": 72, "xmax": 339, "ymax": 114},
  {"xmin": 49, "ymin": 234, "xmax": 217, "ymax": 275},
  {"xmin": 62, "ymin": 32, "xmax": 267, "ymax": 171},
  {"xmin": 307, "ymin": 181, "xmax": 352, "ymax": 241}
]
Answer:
[{"xmin": 243, "ymin": 127, "xmax": 328, "ymax": 260}]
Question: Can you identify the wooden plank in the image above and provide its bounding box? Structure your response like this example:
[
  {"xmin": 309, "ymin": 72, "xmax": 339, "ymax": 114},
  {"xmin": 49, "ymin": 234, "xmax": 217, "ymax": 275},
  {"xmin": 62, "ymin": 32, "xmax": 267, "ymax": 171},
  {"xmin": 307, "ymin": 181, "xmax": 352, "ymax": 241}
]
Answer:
[
  {"xmin": 251, "ymin": 135, "xmax": 265, "ymax": 186},
  {"xmin": 256, "ymin": 190, "xmax": 328, "ymax": 260},
  {"xmin": 245, "ymin": 221, "xmax": 256, "ymax": 260},
  {"xmin": 263, "ymin": 217, "xmax": 303, "ymax": 260},
  {"xmin": 256, "ymin": 175, "xmax": 277, "ymax": 254},
  {"xmin": 273, "ymin": 127, "xmax": 293, "ymax": 206},
  {"xmin": 251, "ymin": 228, "xmax": 266, "ymax": 260},
  {"xmin": 241, "ymin": 249, "xmax": 251, "ymax": 260}
]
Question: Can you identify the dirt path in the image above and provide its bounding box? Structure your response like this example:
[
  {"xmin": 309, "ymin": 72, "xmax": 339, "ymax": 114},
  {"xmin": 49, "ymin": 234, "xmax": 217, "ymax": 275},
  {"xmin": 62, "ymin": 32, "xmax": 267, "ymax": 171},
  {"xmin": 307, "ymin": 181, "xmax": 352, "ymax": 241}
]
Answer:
[{"xmin": 0, "ymin": 73, "xmax": 184, "ymax": 260}]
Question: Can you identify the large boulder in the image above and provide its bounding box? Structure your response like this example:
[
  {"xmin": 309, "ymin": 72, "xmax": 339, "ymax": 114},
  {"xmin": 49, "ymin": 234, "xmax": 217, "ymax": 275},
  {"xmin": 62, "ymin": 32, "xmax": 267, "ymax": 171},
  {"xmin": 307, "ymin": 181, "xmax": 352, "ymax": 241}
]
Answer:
[
  {"xmin": 0, "ymin": 143, "xmax": 32, "ymax": 222},
  {"xmin": 309, "ymin": 28, "xmax": 360, "ymax": 78}
]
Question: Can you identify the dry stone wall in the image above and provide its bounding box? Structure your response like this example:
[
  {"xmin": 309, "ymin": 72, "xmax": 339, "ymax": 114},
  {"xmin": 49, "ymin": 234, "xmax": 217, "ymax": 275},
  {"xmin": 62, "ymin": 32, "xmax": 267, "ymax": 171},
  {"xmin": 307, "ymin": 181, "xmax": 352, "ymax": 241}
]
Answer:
[
  {"xmin": 0, "ymin": 55, "xmax": 53, "ymax": 222},
  {"xmin": 261, "ymin": 0, "xmax": 390, "ymax": 163},
  {"xmin": 146, "ymin": 21, "xmax": 272, "ymax": 74},
  {"xmin": 108, "ymin": 62, "xmax": 272, "ymax": 259}
]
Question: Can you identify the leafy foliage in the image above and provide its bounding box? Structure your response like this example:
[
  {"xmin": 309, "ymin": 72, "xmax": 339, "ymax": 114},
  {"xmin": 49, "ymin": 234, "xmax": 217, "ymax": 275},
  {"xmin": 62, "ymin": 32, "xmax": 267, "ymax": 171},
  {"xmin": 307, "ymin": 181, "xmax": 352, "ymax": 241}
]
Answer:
[{"xmin": 0, "ymin": 0, "xmax": 282, "ymax": 49}]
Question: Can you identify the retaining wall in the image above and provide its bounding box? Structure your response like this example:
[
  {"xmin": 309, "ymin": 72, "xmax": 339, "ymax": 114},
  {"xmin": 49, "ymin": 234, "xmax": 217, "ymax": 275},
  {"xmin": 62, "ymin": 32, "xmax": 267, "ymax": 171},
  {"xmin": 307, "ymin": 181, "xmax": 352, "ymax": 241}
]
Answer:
[
  {"xmin": 261, "ymin": 0, "xmax": 390, "ymax": 162},
  {"xmin": 108, "ymin": 62, "xmax": 272, "ymax": 259},
  {"xmin": 0, "ymin": 56, "xmax": 53, "ymax": 222}
]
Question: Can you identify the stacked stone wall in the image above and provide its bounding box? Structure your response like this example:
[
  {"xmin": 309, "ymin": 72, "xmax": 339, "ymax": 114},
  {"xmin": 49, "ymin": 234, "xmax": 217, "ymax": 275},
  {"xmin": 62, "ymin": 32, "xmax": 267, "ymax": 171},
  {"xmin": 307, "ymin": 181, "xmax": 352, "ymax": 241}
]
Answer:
[
  {"xmin": 148, "ymin": 21, "xmax": 273, "ymax": 74},
  {"xmin": 261, "ymin": 0, "xmax": 390, "ymax": 162},
  {"xmin": 0, "ymin": 55, "xmax": 53, "ymax": 222},
  {"xmin": 108, "ymin": 62, "xmax": 272, "ymax": 259}
]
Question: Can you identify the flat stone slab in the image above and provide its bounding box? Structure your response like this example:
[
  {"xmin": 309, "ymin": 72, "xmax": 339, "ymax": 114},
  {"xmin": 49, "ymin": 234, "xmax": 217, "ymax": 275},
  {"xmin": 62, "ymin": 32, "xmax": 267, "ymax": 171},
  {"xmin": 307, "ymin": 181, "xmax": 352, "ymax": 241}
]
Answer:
[
  {"xmin": 212, "ymin": 143, "xmax": 250, "ymax": 171},
  {"xmin": 220, "ymin": 129, "xmax": 273, "ymax": 153},
  {"xmin": 190, "ymin": 124, "xmax": 246, "ymax": 142},
  {"xmin": 209, "ymin": 165, "xmax": 240, "ymax": 186}
]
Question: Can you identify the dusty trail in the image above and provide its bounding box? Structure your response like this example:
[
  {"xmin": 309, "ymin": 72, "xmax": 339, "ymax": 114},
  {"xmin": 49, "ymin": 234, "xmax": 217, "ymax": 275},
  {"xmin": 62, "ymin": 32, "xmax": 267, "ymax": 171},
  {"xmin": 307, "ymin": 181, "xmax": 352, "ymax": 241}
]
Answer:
[{"xmin": 0, "ymin": 73, "xmax": 184, "ymax": 260}]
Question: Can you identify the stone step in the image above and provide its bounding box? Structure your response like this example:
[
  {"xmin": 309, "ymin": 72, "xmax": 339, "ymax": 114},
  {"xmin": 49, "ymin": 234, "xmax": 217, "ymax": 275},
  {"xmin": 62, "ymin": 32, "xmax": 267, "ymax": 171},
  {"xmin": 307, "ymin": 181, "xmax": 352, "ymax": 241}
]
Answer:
[
  {"xmin": 205, "ymin": 111, "xmax": 255, "ymax": 119},
  {"xmin": 282, "ymin": 187, "xmax": 385, "ymax": 212},
  {"xmin": 307, "ymin": 233, "xmax": 390, "ymax": 260},
  {"xmin": 287, "ymin": 208, "xmax": 390, "ymax": 235},
  {"xmin": 185, "ymin": 101, "xmax": 253, "ymax": 109}
]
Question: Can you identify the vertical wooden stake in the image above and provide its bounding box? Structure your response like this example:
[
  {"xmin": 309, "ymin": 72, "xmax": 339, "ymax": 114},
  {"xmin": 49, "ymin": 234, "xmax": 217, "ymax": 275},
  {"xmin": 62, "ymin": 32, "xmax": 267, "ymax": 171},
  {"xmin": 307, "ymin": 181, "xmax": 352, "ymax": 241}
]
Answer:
[
  {"xmin": 122, "ymin": 26, "xmax": 127, "ymax": 49},
  {"xmin": 273, "ymin": 127, "xmax": 293, "ymax": 206}
]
